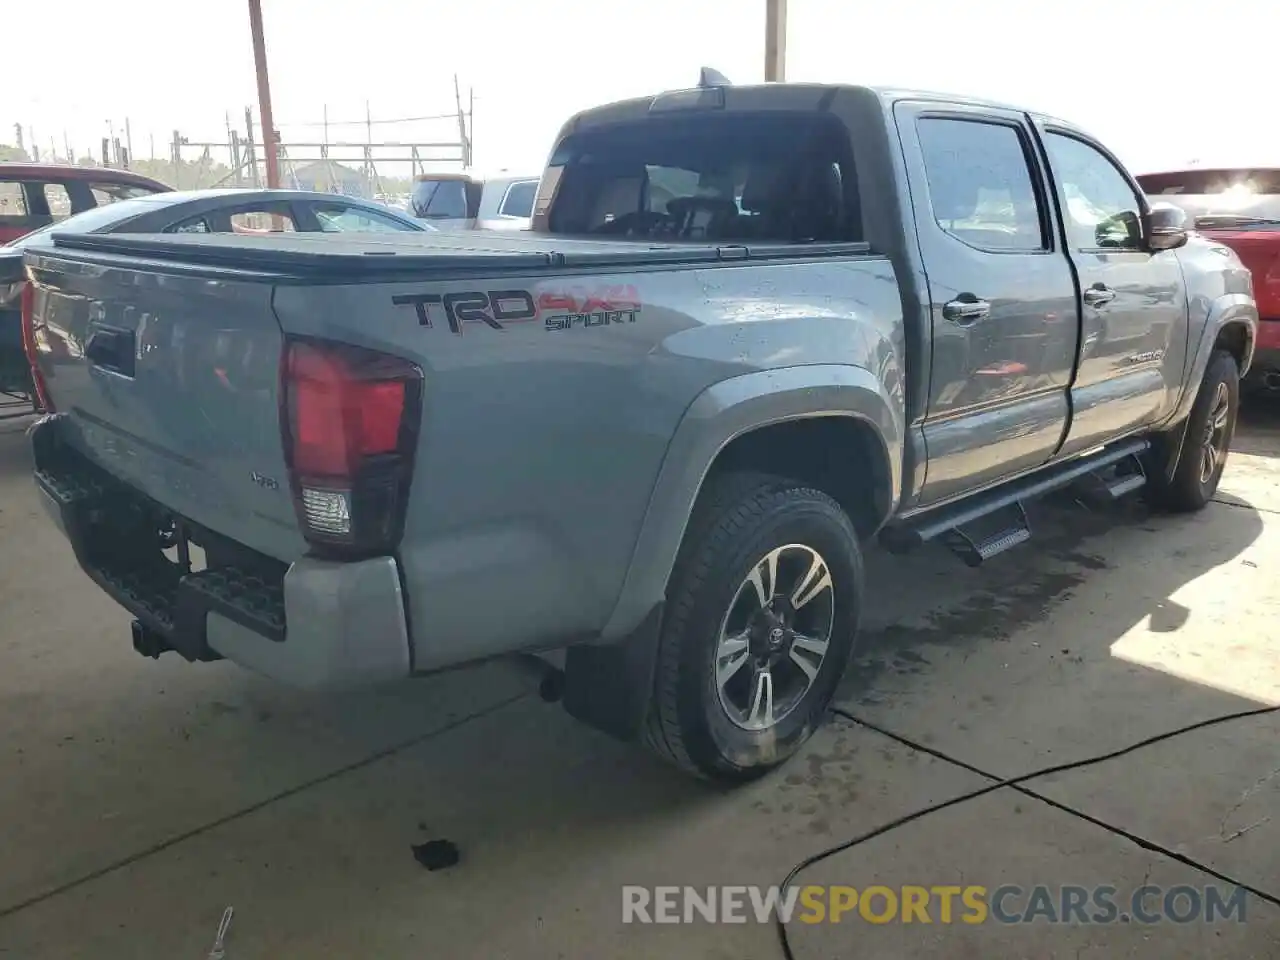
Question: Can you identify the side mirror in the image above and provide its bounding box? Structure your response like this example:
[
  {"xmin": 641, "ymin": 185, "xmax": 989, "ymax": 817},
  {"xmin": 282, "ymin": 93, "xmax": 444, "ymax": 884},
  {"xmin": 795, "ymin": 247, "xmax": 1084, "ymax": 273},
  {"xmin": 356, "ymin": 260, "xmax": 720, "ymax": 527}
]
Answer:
[{"xmin": 1145, "ymin": 203, "xmax": 1188, "ymax": 252}]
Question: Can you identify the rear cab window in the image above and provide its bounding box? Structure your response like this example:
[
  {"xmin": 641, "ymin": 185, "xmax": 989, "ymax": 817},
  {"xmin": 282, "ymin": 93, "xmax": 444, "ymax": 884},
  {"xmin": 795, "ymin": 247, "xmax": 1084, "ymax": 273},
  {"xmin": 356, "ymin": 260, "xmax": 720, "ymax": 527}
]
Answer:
[
  {"xmin": 1136, "ymin": 168, "xmax": 1280, "ymax": 229},
  {"xmin": 537, "ymin": 111, "xmax": 863, "ymax": 243},
  {"xmin": 410, "ymin": 178, "xmax": 476, "ymax": 220}
]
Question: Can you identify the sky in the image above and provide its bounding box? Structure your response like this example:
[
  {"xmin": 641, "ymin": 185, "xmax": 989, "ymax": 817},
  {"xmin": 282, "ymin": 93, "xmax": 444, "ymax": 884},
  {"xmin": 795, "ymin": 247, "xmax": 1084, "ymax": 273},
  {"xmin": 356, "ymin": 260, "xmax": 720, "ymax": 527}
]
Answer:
[{"xmin": 2, "ymin": 0, "xmax": 1274, "ymax": 178}]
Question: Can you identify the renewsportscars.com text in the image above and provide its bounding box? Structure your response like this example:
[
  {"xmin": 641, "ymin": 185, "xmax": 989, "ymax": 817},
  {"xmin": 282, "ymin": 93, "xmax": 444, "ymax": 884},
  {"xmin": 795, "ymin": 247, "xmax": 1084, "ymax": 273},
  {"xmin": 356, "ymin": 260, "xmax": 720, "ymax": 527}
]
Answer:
[{"xmin": 622, "ymin": 884, "xmax": 1249, "ymax": 925}]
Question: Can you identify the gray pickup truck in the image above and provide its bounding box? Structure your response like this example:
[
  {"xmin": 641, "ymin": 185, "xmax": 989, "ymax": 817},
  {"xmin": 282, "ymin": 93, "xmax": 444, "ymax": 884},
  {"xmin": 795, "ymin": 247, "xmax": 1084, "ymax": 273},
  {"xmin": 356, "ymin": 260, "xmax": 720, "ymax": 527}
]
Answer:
[{"xmin": 22, "ymin": 79, "xmax": 1257, "ymax": 783}]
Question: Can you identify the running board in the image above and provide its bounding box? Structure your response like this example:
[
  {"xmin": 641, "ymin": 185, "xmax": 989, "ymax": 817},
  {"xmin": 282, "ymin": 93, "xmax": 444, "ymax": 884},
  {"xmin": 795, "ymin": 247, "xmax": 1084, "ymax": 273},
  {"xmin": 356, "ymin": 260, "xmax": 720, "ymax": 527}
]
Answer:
[
  {"xmin": 881, "ymin": 438, "xmax": 1151, "ymax": 563},
  {"xmin": 941, "ymin": 502, "xmax": 1032, "ymax": 567},
  {"xmin": 1069, "ymin": 451, "xmax": 1148, "ymax": 504}
]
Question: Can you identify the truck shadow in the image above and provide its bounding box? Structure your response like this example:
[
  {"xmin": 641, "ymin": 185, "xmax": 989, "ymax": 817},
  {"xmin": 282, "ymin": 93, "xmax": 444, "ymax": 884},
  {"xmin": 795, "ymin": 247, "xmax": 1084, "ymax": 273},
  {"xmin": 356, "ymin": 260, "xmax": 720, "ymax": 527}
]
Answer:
[{"xmin": 846, "ymin": 490, "xmax": 1265, "ymax": 695}]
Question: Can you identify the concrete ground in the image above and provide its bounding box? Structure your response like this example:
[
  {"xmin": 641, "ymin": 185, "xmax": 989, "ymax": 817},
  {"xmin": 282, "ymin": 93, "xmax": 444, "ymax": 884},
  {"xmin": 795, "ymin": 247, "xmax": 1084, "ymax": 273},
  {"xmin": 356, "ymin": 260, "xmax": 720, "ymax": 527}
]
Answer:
[{"xmin": 0, "ymin": 408, "xmax": 1278, "ymax": 959}]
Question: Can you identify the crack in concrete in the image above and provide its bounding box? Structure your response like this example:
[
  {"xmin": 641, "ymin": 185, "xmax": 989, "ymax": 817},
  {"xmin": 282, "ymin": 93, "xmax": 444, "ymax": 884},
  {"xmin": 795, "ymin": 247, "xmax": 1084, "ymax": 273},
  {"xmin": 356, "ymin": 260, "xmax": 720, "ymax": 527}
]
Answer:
[
  {"xmin": 0, "ymin": 690, "xmax": 531, "ymax": 921},
  {"xmin": 1212, "ymin": 496, "xmax": 1280, "ymax": 516},
  {"xmin": 1218, "ymin": 764, "xmax": 1280, "ymax": 840}
]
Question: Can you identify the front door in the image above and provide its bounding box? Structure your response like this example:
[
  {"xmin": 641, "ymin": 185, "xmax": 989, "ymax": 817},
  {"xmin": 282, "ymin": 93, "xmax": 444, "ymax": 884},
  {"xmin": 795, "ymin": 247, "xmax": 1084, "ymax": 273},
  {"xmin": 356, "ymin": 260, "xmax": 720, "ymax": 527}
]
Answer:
[
  {"xmin": 896, "ymin": 103, "xmax": 1080, "ymax": 507},
  {"xmin": 1038, "ymin": 128, "xmax": 1189, "ymax": 458}
]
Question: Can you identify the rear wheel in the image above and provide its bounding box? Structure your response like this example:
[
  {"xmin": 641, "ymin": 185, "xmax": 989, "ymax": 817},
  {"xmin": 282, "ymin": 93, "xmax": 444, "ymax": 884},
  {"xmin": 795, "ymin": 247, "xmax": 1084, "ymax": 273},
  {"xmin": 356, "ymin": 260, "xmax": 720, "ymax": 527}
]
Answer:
[
  {"xmin": 1148, "ymin": 348, "xmax": 1239, "ymax": 512},
  {"xmin": 643, "ymin": 474, "xmax": 863, "ymax": 782}
]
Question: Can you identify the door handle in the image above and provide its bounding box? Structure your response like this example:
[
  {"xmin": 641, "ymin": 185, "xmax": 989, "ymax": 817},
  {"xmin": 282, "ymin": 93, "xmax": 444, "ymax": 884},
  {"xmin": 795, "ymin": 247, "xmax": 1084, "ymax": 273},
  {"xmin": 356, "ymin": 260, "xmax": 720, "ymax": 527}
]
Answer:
[
  {"xmin": 1082, "ymin": 285, "xmax": 1116, "ymax": 307},
  {"xmin": 85, "ymin": 326, "xmax": 136, "ymax": 377},
  {"xmin": 942, "ymin": 297, "xmax": 991, "ymax": 325}
]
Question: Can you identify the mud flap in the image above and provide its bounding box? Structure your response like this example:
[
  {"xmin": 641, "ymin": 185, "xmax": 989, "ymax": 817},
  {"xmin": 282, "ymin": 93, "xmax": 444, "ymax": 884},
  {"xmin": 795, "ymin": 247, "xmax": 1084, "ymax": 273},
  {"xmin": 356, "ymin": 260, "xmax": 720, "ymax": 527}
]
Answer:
[{"xmin": 562, "ymin": 604, "xmax": 664, "ymax": 741}]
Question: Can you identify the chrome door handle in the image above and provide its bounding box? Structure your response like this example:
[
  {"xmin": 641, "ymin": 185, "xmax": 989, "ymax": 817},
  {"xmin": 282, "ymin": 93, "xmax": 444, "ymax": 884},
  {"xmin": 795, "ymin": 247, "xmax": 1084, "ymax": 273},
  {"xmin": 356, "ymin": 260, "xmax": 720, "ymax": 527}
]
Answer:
[
  {"xmin": 1083, "ymin": 285, "xmax": 1116, "ymax": 307},
  {"xmin": 943, "ymin": 297, "xmax": 991, "ymax": 325}
]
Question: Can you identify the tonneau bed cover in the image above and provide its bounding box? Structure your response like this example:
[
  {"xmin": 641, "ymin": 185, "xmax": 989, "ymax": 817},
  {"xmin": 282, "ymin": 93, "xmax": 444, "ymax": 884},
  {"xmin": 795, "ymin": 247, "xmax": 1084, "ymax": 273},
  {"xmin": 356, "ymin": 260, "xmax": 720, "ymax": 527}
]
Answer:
[{"xmin": 40, "ymin": 230, "xmax": 870, "ymax": 279}]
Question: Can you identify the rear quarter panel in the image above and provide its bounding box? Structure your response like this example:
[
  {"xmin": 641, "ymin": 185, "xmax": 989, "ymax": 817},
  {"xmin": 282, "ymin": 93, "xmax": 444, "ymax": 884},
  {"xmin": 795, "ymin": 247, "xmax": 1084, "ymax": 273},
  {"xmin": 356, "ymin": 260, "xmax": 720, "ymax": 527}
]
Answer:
[{"xmin": 271, "ymin": 254, "xmax": 904, "ymax": 668}]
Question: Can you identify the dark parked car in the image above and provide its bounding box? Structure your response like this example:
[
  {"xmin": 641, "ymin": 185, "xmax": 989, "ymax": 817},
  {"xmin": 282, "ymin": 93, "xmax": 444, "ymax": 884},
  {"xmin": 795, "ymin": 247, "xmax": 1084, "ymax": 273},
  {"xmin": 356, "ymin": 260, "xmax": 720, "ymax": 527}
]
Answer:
[
  {"xmin": 1, "ymin": 188, "xmax": 434, "ymax": 414},
  {"xmin": 0, "ymin": 163, "xmax": 170, "ymax": 245}
]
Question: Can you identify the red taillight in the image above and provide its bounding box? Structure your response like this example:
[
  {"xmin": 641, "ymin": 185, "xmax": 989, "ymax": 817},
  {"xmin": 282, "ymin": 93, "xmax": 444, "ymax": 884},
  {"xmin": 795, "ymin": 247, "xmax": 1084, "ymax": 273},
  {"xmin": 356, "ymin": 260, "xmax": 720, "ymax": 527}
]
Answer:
[
  {"xmin": 281, "ymin": 338, "xmax": 422, "ymax": 556},
  {"xmin": 20, "ymin": 282, "xmax": 54, "ymax": 413}
]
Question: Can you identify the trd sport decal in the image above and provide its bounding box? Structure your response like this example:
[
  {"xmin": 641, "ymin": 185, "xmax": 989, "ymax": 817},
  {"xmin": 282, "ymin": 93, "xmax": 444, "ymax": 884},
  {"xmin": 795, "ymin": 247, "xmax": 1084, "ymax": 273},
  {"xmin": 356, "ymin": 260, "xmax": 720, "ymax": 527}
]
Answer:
[{"xmin": 392, "ymin": 285, "xmax": 642, "ymax": 335}]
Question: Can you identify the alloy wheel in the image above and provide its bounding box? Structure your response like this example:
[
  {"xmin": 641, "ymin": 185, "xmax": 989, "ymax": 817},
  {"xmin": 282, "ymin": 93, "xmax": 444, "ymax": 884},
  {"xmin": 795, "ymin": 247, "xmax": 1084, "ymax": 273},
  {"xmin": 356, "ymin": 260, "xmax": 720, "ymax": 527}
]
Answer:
[{"xmin": 713, "ymin": 544, "xmax": 836, "ymax": 731}]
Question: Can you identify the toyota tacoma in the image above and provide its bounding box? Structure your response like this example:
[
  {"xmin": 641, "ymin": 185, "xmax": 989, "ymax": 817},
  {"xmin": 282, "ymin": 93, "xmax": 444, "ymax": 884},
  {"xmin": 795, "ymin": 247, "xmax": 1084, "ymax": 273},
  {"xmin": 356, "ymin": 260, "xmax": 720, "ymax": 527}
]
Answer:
[{"xmin": 22, "ymin": 79, "xmax": 1257, "ymax": 782}]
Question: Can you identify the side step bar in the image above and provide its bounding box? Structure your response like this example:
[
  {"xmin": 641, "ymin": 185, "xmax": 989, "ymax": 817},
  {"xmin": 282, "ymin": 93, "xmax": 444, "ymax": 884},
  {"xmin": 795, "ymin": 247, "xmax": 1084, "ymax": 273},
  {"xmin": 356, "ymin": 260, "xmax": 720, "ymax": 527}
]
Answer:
[{"xmin": 882, "ymin": 438, "xmax": 1150, "ymax": 565}]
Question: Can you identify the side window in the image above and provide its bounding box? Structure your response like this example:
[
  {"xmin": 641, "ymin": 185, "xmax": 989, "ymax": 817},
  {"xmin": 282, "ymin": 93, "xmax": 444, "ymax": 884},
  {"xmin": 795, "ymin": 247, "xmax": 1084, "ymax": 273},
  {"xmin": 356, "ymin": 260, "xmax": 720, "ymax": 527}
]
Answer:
[
  {"xmin": 90, "ymin": 183, "xmax": 159, "ymax": 204},
  {"xmin": 498, "ymin": 180, "xmax": 538, "ymax": 218},
  {"xmin": 917, "ymin": 117, "xmax": 1046, "ymax": 252},
  {"xmin": 229, "ymin": 208, "xmax": 297, "ymax": 233},
  {"xmin": 1044, "ymin": 133, "xmax": 1144, "ymax": 251},
  {"xmin": 42, "ymin": 184, "xmax": 73, "ymax": 220},
  {"xmin": 0, "ymin": 182, "xmax": 28, "ymax": 219},
  {"xmin": 313, "ymin": 204, "xmax": 418, "ymax": 233}
]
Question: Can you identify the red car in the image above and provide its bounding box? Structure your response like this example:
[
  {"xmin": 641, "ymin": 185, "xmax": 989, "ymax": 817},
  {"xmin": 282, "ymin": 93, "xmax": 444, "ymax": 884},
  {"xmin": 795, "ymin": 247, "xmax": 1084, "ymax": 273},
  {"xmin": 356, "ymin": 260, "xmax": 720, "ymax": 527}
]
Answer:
[
  {"xmin": 1137, "ymin": 167, "xmax": 1280, "ymax": 392},
  {"xmin": 0, "ymin": 163, "xmax": 170, "ymax": 245}
]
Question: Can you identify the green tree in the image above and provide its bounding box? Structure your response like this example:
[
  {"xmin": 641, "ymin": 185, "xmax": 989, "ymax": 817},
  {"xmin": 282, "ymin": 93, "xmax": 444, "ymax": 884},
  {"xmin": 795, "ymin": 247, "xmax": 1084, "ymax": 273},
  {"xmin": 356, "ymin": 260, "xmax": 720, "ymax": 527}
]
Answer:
[
  {"xmin": 0, "ymin": 144, "xmax": 31, "ymax": 162},
  {"xmin": 131, "ymin": 156, "xmax": 233, "ymax": 190}
]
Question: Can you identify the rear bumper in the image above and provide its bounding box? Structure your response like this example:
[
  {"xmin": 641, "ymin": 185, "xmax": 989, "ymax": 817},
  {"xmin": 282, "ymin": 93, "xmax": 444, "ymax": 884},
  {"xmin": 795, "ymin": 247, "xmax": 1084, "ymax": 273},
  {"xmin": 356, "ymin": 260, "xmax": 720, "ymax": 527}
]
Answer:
[{"xmin": 31, "ymin": 414, "xmax": 411, "ymax": 689}]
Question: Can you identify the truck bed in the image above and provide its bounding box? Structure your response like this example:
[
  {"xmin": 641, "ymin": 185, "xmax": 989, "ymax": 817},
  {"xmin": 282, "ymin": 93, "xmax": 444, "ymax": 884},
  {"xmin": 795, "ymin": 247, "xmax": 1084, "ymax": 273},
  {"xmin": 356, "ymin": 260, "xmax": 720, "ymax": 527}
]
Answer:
[{"xmin": 46, "ymin": 230, "xmax": 871, "ymax": 280}]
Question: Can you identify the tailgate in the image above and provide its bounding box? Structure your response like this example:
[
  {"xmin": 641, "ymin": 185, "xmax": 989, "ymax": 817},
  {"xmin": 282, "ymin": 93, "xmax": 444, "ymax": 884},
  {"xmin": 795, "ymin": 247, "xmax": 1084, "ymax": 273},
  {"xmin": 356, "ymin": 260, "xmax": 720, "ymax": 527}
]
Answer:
[{"xmin": 24, "ymin": 249, "xmax": 305, "ymax": 562}]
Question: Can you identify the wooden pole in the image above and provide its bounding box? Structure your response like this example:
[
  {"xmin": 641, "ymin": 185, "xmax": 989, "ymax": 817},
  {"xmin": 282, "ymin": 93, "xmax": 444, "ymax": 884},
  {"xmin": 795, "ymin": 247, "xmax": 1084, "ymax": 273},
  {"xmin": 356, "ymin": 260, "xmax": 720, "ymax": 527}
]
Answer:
[
  {"xmin": 247, "ymin": 0, "xmax": 280, "ymax": 188},
  {"xmin": 765, "ymin": 0, "xmax": 787, "ymax": 82}
]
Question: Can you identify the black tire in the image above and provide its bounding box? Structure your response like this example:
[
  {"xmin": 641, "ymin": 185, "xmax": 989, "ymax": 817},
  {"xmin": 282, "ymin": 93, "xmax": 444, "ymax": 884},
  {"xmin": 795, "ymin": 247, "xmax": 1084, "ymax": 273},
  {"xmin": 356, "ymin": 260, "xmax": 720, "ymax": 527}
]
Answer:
[
  {"xmin": 1148, "ymin": 349, "xmax": 1239, "ymax": 512},
  {"xmin": 643, "ymin": 473, "xmax": 864, "ymax": 782}
]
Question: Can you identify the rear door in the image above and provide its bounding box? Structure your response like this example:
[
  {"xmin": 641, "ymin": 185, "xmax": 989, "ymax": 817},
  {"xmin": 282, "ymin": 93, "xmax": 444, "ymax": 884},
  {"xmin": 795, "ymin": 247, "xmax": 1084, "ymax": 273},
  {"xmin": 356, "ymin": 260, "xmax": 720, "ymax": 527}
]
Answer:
[
  {"xmin": 895, "ymin": 103, "xmax": 1079, "ymax": 506},
  {"xmin": 1038, "ymin": 128, "xmax": 1188, "ymax": 458}
]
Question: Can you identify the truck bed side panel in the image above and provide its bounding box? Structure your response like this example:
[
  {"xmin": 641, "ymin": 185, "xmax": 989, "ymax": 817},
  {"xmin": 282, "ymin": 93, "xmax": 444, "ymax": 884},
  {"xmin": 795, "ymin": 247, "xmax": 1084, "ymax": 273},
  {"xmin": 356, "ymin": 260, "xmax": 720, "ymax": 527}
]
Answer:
[{"xmin": 269, "ymin": 254, "xmax": 902, "ymax": 669}]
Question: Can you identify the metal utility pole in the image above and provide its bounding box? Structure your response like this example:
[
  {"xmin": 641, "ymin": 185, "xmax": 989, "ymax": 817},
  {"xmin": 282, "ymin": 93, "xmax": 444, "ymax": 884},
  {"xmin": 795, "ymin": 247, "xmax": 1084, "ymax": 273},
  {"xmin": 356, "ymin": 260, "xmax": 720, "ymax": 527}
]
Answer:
[
  {"xmin": 244, "ymin": 107, "xmax": 260, "ymax": 187},
  {"xmin": 247, "ymin": 0, "xmax": 280, "ymax": 188},
  {"xmin": 172, "ymin": 129, "xmax": 183, "ymax": 186},
  {"xmin": 765, "ymin": 0, "xmax": 787, "ymax": 82},
  {"xmin": 454, "ymin": 75, "xmax": 471, "ymax": 167},
  {"xmin": 125, "ymin": 118, "xmax": 133, "ymax": 168}
]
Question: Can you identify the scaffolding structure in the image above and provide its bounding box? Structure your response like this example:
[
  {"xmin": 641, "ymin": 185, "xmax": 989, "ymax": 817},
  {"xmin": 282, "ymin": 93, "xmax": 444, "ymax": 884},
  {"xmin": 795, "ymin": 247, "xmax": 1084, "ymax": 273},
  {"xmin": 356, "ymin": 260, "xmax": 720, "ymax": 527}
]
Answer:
[{"xmin": 168, "ymin": 85, "xmax": 473, "ymax": 198}]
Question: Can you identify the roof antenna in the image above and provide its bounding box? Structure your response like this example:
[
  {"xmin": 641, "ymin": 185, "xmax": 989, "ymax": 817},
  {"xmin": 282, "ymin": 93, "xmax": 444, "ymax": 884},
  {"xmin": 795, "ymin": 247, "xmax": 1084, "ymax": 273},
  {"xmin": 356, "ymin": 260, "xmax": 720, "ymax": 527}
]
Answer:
[{"xmin": 698, "ymin": 67, "xmax": 732, "ymax": 88}]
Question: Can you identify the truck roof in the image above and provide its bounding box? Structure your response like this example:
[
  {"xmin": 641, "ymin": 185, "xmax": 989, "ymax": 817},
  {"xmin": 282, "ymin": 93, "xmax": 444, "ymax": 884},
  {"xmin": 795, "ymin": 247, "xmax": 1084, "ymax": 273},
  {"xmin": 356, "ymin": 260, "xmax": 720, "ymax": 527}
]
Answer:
[
  {"xmin": 560, "ymin": 82, "xmax": 1081, "ymax": 137},
  {"xmin": 0, "ymin": 162, "xmax": 170, "ymax": 191}
]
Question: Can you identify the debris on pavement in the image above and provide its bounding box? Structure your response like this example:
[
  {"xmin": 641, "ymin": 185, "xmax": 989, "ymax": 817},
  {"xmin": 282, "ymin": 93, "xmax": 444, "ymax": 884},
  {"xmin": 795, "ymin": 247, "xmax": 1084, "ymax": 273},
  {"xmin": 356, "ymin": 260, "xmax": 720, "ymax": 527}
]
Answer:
[
  {"xmin": 411, "ymin": 839, "xmax": 460, "ymax": 871},
  {"xmin": 206, "ymin": 906, "xmax": 233, "ymax": 959}
]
